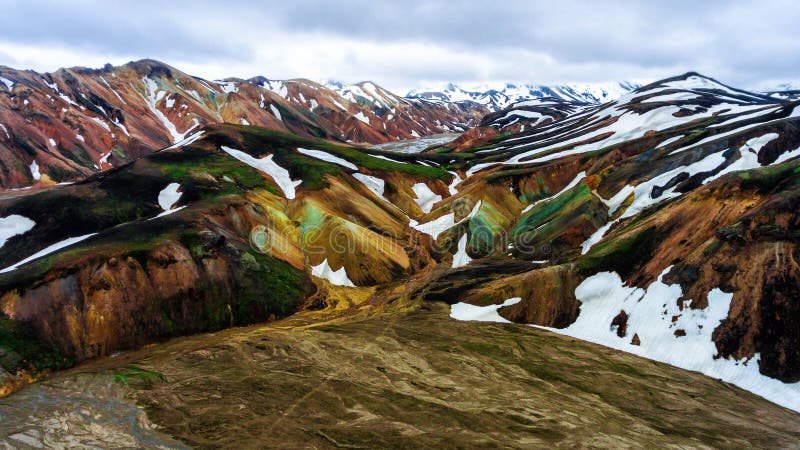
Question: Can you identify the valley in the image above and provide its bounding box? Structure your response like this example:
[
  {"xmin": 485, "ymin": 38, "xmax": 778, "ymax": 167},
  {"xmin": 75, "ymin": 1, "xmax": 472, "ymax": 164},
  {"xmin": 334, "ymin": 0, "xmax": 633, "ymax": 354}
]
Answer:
[{"xmin": 2, "ymin": 302, "xmax": 799, "ymax": 448}]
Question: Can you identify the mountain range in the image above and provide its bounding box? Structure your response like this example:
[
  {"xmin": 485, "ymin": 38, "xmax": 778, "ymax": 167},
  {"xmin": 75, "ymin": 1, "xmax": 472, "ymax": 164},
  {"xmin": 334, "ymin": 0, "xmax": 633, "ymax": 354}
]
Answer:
[
  {"xmin": 406, "ymin": 81, "xmax": 641, "ymax": 109},
  {"xmin": 0, "ymin": 60, "xmax": 487, "ymax": 188},
  {"xmin": 0, "ymin": 61, "xmax": 652, "ymax": 190},
  {"xmin": 0, "ymin": 66, "xmax": 799, "ymax": 447}
]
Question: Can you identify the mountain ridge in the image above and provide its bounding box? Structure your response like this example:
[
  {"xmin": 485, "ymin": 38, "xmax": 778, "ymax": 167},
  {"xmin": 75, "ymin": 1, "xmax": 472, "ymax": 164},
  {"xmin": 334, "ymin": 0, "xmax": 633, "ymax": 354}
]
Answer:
[{"xmin": 0, "ymin": 59, "xmax": 487, "ymax": 188}]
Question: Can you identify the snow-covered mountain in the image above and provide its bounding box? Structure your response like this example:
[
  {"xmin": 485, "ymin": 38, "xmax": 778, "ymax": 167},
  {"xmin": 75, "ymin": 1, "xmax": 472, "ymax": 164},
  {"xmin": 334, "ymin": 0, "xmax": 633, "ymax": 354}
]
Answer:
[{"xmin": 406, "ymin": 81, "xmax": 641, "ymax": 110}]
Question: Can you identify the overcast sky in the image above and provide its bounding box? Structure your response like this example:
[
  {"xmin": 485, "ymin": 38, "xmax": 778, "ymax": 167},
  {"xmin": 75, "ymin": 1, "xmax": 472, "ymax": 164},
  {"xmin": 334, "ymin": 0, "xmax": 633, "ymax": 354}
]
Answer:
[{"xmin": 0, "ymin": 0, "xmax": 797, "ymax": 93}]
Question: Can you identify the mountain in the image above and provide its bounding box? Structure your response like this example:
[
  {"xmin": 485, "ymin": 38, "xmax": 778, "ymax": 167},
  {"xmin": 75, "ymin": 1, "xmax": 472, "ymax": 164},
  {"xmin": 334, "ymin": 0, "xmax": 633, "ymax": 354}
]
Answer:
[
  {"xmin": 761, "ymin": 83, "xmax": 800, "ymax": 100},
  {"xmin": 1, "ymin": 71, "xmax": 800, "ymax": 447},
  {"xmin": 0, "ymin": 60, "xmax": 487, "ymax": 189},
  {"xmin": 407, "ymin": 80, "xmax": 640, "ymax": 110},
  {"xmin": 428, "ymin": 73, "xmax": 800, "ymax": 401}
]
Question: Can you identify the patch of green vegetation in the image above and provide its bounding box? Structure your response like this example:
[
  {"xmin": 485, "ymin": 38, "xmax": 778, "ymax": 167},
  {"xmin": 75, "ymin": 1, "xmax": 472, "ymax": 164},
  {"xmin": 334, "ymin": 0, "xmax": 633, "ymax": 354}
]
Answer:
[
  {"xmin": 110, "ymin": 146, "xmax": 129, "ymax": 162},
  {"xmin": 467, "ymin": 203, "xmax": 508, "ymax": 256},
  {"xmin": 180, "ymin": 231, "xmax": 208, "ymax": 259},
  {"xmin": 0, "ymin": 313, "xmax": 74, "ymax": 372},
  {"xmin": 112, "ymin": 366, "xmax": 166, "ymax": 386},
  {"xmin": 484, "ymin": 168, "xmax": 540, "ymax": 185},
  {"xmin": 63, "ymin": 146, "xmax": 97, "ymax": 169},
  {"xmin": 232, "ymin": 248, "xmax": 310, "ymax": 320},
  {"xmin": 734, "ymin": 159, "xmax": 800, "ymax": 192},
  {"xmin": 513, "ymin": 184, "xmax": 591, "ymax": 235},
  {"xmin": 206, "ymin": 125, "xmax": 450, "ymax": 184},
  {"xmin": 702, "ymin": 239, "xmax": 725, "ymax": 257},
  {"xmin": 155, "ymin": 232, "xmax": 313, "ymax": 332},
  {"xmin": 1, "ymin": 216, "xmax": 313, "ymax": 371},
  {"xmin": 0, "ymin": 186, "xmax": 154, "ymax": 268},
  {"xmin": 576, "ymin": 225, "xmax": 658, "ymax": 278},
  {"xmin": 151, "ymin": 146, "xmax": 279, "ymax": 197},
  {"xmin": 493, "ymin": 132, "xmax": 513, "ymax": 141}
]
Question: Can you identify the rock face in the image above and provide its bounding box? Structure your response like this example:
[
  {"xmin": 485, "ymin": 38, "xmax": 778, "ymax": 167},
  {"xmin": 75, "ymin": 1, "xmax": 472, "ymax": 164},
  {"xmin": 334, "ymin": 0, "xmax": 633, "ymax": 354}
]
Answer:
[
  {"xmin": 494, "ymin": 265, "xmax": 583, "ymax": 328},
  {"xmin": 0, "ymin": 60, "xmax": 488, "ymax": 188},
  {"xmin": 1, "ymin": 236, "xmax": 313, "ymax": 360}
]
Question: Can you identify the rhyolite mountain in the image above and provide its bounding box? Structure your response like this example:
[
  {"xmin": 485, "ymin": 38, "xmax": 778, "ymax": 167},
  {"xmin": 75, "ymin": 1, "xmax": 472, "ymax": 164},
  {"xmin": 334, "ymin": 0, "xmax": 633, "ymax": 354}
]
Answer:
[
  {"xmin": 1, "ymin": 71, "xmax": 799, "ymax": 447},
  {"xmin": 407, "ymin": 80, "xmax": 640, "ymax": 110},
  {"xmin": 0, "ymin": 59, "xmax": 487, "ymax": 189}
]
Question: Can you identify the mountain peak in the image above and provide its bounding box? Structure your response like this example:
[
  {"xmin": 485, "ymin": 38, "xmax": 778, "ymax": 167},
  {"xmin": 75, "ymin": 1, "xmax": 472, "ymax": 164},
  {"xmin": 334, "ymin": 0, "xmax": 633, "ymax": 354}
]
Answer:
[{"xmin": 324, "ymin": 79, "xmax": 347, "ymax": 90}]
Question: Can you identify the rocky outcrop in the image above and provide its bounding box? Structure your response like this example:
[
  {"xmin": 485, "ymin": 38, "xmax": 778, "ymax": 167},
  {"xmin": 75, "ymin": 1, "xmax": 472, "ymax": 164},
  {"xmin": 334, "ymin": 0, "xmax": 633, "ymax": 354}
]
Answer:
[
  {"xmin": 465, "ymin": 264, "xmax": 584, "ymax": 328},
  {"xmin": 0, "ymin": 231, "xmax": 315, "ymax": 361}
]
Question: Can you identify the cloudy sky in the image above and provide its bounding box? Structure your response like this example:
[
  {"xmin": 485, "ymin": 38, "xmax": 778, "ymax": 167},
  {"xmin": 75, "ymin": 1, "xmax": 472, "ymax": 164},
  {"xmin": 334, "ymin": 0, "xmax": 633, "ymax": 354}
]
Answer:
[{"xmin": 0, "ymin": 0, "xmax": 797, "ymax": 93}]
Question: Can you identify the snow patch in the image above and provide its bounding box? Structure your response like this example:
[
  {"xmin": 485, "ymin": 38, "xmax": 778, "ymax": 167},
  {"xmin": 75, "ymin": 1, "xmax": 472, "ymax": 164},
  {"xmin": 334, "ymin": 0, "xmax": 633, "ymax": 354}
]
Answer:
[
  {"xmin": 311, "ymin": 259, "xmax": 355, "ymax": 287},
  {"xmin": 91, "ymin": 117, "xmax": 111, "ymax": 133},
  {"xmin": 447, "ymin": 171, "xmax": 462, "ymax": 195},
  {"xmin": 0, "ymin": 76, "xmax": 14, "ymax": 91},
  {"xmin": 99, "ymin": 76, "xmax": 126, "ymax": 104},
  {"xmin": 412, "ymin": 183, "xmax": 442, "ymax": 213},
  {"xmin": 706, "ymin": 133, "xmax": 779, "ymax": 183},
  {"xmin": 269, "ymin": 104, "xmax": 282, "ymax": 121},
  {"xmin": 538, "ymin": 268, "xmax": 800, "ymax": 413},
  {"xmin": 352, "ymin": 173, "xmax": 386, "ymax": 199},
  {"xmin": 655, "ymin": 135, "xmax": 684, "ymax": 148},
  {"xmin": 410, "ymin": 199, "xmax": 481, "ymax": 239},
  {"xmin": 157, "ymin": 183, "xmax": 182, "ymax": 211},
  {"xmin": 450, "ymin": 297, "xmax": 521, "ymax": 323},
  {"xmin": 450, "ymin": 267, "xmax": 800, "ymax": 412},
  {"xmin": 581, "ymin": 150, "xmax": 728, "ymax": 254},
  {"xmin": 99, "ymin": 150, "xmax": 113, "ymax": 167},
  {"xmin": 0, "ymin": 234, "xmax": 97, "ymax": 274},
  {"xmin": 0, "ymin": 215, "xmax": 36, "ymax": 248},
  {"xmin": 217, "ymin": 81, "xmax": 238, "ymax": 94},
  {"xmin": 29, "ymin": 161, "xmax": 40, "ymax": 181},
  {"xmin": 220, "ymin": 146, "xmax": 301, "ymax": 199},
  {"xmin": 164, "ymin": 130, "xmax": 205, "ymax": 150},
  {"xmin": 297, "ymin": 148, "xmax": 357, "ymax": 170},
  {"xmin": 774, "ymin": 144, "xmax": 800, "ymax": 165},
  {"xmin": 141, "ymin": 77, "xmax": 194, "ymax": 143},
  {"xmin": 368, "ymin": 154, "xmax": 407, "ymax": 164},
  {"xmin": 452, "ymin": 234, "xmax": 472, "ymax": 268},
  {"xmin": 353, "ymin": 111, "xmax": 370, "ymax": 125}
]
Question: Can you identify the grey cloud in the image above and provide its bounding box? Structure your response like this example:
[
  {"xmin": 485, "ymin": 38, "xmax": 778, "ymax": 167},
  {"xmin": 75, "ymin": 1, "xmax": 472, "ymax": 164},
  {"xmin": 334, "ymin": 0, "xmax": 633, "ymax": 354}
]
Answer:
[
  {"xmin": 0, "ymin": 0, "xmax": 797, "ymax": 90},
  {"xmin": 0, "ymin": 1, "xmax": 244, "ymax": 62}
]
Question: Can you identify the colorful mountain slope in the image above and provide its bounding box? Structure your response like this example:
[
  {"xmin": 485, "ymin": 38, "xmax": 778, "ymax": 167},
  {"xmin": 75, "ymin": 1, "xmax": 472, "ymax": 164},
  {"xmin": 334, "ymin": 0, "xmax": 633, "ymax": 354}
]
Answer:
[
  {"xmin": 416, "ymin": 72, "xmax": 800, "ymax": 410},
  {"xmin": 0, "ymin": 72, "xmax": 799, "ymax": 418},
  {"xmin": 0, "ymin": 60, "xmax": 487, "ymax": 189}
]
